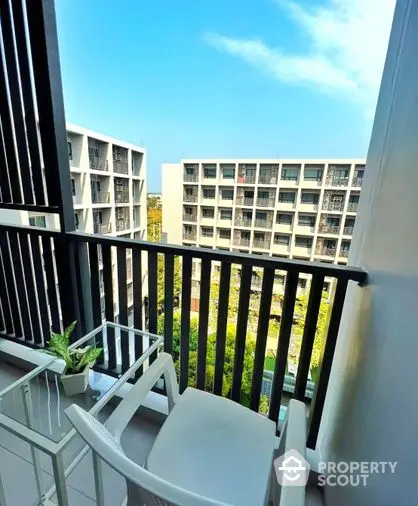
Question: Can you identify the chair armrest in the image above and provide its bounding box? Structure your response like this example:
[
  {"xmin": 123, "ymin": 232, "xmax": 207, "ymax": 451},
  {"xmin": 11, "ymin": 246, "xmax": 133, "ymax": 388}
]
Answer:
[{"xmin": 106, "ymin": 352, "xmax": 180, "ymax": 441}]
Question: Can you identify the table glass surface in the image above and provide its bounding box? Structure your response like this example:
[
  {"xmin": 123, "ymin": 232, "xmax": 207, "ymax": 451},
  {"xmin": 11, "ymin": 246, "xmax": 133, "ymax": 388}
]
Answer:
[{"xmin": 0, "ymin": 323, "xmax": 161, "ymax": 443}]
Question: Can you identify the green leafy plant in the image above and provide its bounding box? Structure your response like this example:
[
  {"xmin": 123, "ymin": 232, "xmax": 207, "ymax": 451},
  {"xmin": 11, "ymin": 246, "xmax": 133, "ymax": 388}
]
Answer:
[{"xmin": 46, "ymin": 322, "xmax": 103, "ymax": 374}]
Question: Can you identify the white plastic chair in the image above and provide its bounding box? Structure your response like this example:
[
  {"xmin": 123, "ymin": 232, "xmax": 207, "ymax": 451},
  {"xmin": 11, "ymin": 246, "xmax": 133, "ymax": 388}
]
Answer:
[{"xmin": 65, "ymin": 352, "xmax": 277, "ymax": 506}]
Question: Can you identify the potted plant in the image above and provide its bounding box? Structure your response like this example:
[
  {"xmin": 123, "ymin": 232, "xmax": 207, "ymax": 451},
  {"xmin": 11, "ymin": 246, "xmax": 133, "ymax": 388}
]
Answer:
[{"xmin": 46, "ymin": 321, "xmax": 103, "ymax": 396}]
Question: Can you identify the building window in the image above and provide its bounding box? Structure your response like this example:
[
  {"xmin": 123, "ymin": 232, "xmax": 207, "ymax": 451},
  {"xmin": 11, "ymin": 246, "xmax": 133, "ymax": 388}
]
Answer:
[
  {"xmin": 71, "ymin": 178, "xmax": 76, "ymax": 196},
  {"xmin": 203, "ymin": 188, "xmax": 216, "ymax": 199},
  {"xmin": 301, "ymin": 192, "xmax": 319, "ymax": 204},
  {"xmin": 327, "ymin": 217, "xmax": 340, "ymax": 226},
  {"xmin": 184, "ymin": 206, "xmax": 193, "ymax": 215},
  {"xmin": 295, "ymin": 237, "xmax": 312, "ymax": 248},
  {"xmin": 185, "ymin": 166, "xmax": 195, "ymax": 175},
  {"xmin": 29, "ymin": 216, "xmax": 46, "ymax": 228},
  {"xmin": 281, "ymin": 168, "xmax": 299, "ymax": 181},
  {"xmin": 220, "ymin": 209, "xmax": 232, "ymax": 220},
  {"xmin": 202, "ymin": 208, "xmax": 215, "ymax": 218},
  {"xmin": 67, "ymin": 141, "xmax": 72, "ymax": 160},
  {"xmin": 203, "ymin": 166, "xmax": 217, "ymax": 178},
  {"xmin": 256, "ymin": 211, "xmax": 267, "ymax": 221},
  {"xmin": 298, "ymin": 215, "xmax": 316, "ymax": 227},
  {"xmin": 278, "ymin": 192, "xmax": 296, "ymax": 203},
  {"xmin": 222, "ymin": 167, "xmax": 235, "ymax": 179},
  {"xmin": 185, "ymin": 187, "xmax": 194, "ymax": 196},
  {"xmin": 276, "ymin": 213, "xmax": 293, "ymax": 224},
  {"xmin": 304, "ymin": 169, "xmax": 322, "ymax": 181},
  {"xmin": 219, "ymin": 229, "xmax": 231, "ymax": 239},
  {"xmin": 349, "ymin": 194, "xmax": 360, "ymax": 203},
  {"xmin": 274, "ymin": 234, "xmax": 290, "ymax": 245},
  {"xmin": 201, "ymin": 227, "xmax": 213, "ymax": 237},
  {"xmin": 221, "ymin": 189, "xmax": 234, "ymax": 200}
]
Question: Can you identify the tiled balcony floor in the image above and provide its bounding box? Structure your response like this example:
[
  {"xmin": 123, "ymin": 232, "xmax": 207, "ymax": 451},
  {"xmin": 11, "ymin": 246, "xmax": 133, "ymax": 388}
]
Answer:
[{"xmin": 0, "ymin": 361, "xmax": 162, "ymax": 506}]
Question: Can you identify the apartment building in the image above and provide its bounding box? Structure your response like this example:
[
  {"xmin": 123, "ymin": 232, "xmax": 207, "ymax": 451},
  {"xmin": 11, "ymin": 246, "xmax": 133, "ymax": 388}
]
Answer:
[
  {"xmin": 14, "ymin": 124, "xmax": 148, "ymax": 323},
  {"xmin": 162, "ymin": 159, "xmax": 364, "ymax": 299}
]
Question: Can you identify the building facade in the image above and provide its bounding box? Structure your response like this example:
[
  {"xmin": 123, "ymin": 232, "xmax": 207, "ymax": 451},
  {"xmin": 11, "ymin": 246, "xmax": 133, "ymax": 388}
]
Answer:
[
  {"xmin": 15, "ymin": 124, "xmax": 147, "ymax": 323},
  {"xmin": 162, "ymin": 159, "xmax": 365, "ymax": 298}
]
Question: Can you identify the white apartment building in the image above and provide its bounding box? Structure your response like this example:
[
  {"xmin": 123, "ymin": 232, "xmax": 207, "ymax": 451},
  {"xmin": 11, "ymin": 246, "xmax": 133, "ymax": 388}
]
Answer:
[
  {"xmin": 7, "ymin": 124, "xmax": 148, "ymax": 323},
  {"xmin": 162, "ymin": 159, "xmax": 364, "ymax": 298}
]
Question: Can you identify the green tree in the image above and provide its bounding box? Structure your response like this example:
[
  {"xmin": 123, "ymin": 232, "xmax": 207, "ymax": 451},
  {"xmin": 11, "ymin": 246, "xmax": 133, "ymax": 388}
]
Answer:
[{"xmin": 156, "ymin": 255, "xmax": 182, "ymax": 308}]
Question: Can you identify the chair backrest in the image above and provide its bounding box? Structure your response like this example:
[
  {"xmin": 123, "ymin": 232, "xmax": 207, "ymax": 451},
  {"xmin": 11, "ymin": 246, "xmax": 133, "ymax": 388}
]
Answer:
[{"xmin": 65, "ymin": 404, "xmax": 232, "ymax": 506}]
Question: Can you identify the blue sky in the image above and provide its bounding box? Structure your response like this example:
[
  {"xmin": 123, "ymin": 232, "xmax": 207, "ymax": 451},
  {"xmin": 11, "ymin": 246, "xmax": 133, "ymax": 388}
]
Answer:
[{"xmin": 55, "ymin": 0, "xmax": 395, "ymax": 192}]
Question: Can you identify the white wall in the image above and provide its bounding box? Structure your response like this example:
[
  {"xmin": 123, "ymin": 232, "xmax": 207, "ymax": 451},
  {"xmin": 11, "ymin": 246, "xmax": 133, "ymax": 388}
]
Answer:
[
  {"xmin": 318, "ymin": 2, "xmax": 418, "ymax": 504},
  {"xmin": 161, "ymin": 163, "xmax": 182, "ymax": 243}
]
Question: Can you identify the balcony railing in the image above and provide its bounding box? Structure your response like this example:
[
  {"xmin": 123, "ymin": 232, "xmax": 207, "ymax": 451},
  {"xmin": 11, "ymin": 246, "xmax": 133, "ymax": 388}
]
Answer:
[
  {"xmin": 234, "ymin": 237, "xmax": 251, "ymax": 247},
  {"xmin": 0, "ymin": 223, "xmax": 366, "ymax": 449},
  {"xmin": 184, "ymin": 194, "xmax": 198, "ymax": 203},
  {"xmin": 183, "ymin": 232, "xmax": 197, "ymax": 241},
  {"xmin": 89, "ymin": 156, "xmax": 108, "ymax": 171},
  {"xmin": 352, "ymin": 177, "xmax": 363, "ymax": 187},
  {"xmin": 258, "ymin": 174, "xmax": 278, "ymax": 185},
  {"xmin": 347, "ymin": 202, "xmax": 359, "ymax": 212},
  {"xmin": 183, "ymin": 214, "xmax": 197, "ymax": 222},
  {"xmin": 340, "ymin": 249, "xmax": 350, "ymax": 258},
  {"xmin": 256, "ymin": 198, "xmax": 275, "ymax": 207},
  {"xmin": 326, "ymin": 176, "xmax": 349, "ymax": 187},
  {"xmin": 237, "ymin": 174, "xmax": 256, "ymax": 184},
  {"xmin": 343, "ymin": 226, "xmax": 354, "ymax": 235},
  {"xmin": 236, "ymin": 197, "xmax": 254, "ymax": 206},
  {"xmin": 253, "ymin": 239, "xmax": 270, "ymax": 249},
  {"xmin": 184, "ymin": 174, "xmax": 198, "ymax": 182},
  {"xmin": 113, "ymin": 160, "xmax": 129, "ymax": 174},
  {"xmin": 319, "ymin": 225, "xmax": 340, "ymax": 234},
  {"xmin": 115, "ymin": 192, "xmax": 130, "ymax": 204},
  {"xmin": 116, "ymin": 219, "xmax": 130, "ymax": 231},
  {"xmin": 93, "ymin": 223, "xmax": 111, "ymax": 234},
  {"xmin": 316, "ymin": 246, "xmax": 336, "ymax": 256},
  {"xmin": 235, "ymin": 218, "xmax": 252, "ymax": 227},
  {"xmin": 254, "ymin": 219, "xmax": 273, "ymax": 229},
  {"xmin": 92, "ymin": 191, "xmax": 110, "ymax": 204},
  {"xmin": 323, "ymin": 201, "xmax": 344, "ymax": 212}
]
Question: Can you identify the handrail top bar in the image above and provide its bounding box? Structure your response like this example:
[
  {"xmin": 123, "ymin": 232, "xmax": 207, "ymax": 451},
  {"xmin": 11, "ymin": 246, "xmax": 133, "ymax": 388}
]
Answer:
[{"xmin": 0, "ymin": 223, "xmax": 367, "ymax": 283}]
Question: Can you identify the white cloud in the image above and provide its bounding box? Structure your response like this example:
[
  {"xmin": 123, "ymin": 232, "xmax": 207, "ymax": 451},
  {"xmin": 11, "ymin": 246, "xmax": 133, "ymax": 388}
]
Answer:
[{"xmin": 204, "ymin": 0, "xmax": 395, "ymax": 108}]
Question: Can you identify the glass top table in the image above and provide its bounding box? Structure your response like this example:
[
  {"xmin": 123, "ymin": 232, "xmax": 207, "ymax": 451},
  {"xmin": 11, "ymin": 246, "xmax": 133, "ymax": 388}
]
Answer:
[{"xmin": 0, "ymin": 322, "xmax": 163, "ymax": 506}]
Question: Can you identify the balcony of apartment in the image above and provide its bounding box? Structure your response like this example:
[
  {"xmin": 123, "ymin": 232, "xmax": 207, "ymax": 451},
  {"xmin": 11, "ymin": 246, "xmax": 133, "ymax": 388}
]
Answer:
[
  {"xmin": 132, "ymin": 209, "xmax": 141, "ymax": 230},
  {"xmin": 258, "ymin": 165, "xmax": 279, "ymax": 185},
  {"xmin": 347, "ymin": 194, "xmax": 360, "ymax": 213},
  {"xmin": 237, "ymin": 164, "xmax": 256, "ymax": 184},
  {"xmin": 325, "ymin": 165, "xmax": 350, "ymax": 187},
  {"xmin": 199, "ymin": 227, "xmax": 214, "ymax": 246},
  {"xmin": 183, "ymin": 225, "xmax": 197, "ymax": 242},
  {"xmin": 343, "ymin": 218, "xmax": 355, "ymax": 236},
  {"xmin": 93, "ymin": 222, "xmax": 111, "ymax": 234},
  {"xmin": 116, "ymin": 217, "xmax": 130, "ymax": 232},
  {"xmin": 216, "ymin": 229, "xmax": 231, "ymax": 248},
  {"xmin": 299, "ymin": 191, "xmax": 320, "ymax": 212},
  {"xmin": 254, "ymin": 211, "xmax": 273, "ymax": 229},
  {"xmin": 295, "ymin": 214, "xmax": 316, "ymax": 235},
  {"xmin": 132, "ymin": 151, "xmax": 143, "ymax": 177},
  {"xmin": 234, "ymin": 211, "xmax": 253, "ymax": 228},
  {"xmin": 183, "ymin": 164, "xmax": 199, "ymax": 183},
  {"xmin": 256, "ymin": 189, "xmax": 276, "ymax": 208},
  {"xmin": 274, "ymin": 213, "xmax": 294, "ymax": 233},
  {"xmin": 201, "ymin": 164, "xmax": 217, "ymax": 183},
  {"xmin": 218, "ymin": 187, "xmax": 234, "ymax": 207},
  {"xmin": 88, "ymin": 137, "xmax": 108, "ymax": 171},
  {"xmin": 339, "ymin": 241, "xmax": 351, "ymax": 258},
  {"xmin": 252, "ymin": 232, "xmax": 271, "ymax": 250},
  {"xmin": 301, "ymin": 165, "xmax": 324, "ymax": 187},
  {"xmin": 315, "ymin": 239, "xmax": 337, "ymax": 258},
  {"xmin": 201, "ymin": 187, "xmax": 217, "ymax": 205},
  {"xmin": 183, "ymin": 186, "xmax": 198, "ymax": 203},
  {"xmin": 67, "ymin": 132, "xmax": 82, "ymax": 168},
  {"xmin": 272, "ymin": 234, "xmax": 291, "ymax": 255},
  {"xmin": 280, "ymin": 165, "xmax": 300, "ymax": 187},
  {"xmin": 322, "ymin": 192, "xmax": 345, "ymax": 212},
  {"xmin": 318, "ymin": 217, "xmax": 341, "ymax": 235},
  {"xmin": 233, "ymin": 231, "xmax": 251, "ymax": 248},
  {"xmin": 277, "ymin": 191, "xmax": 297, "ymax": 210},
  {"xmin": 352, "ymin": 166, "xmax": 365, "ymax": 187},
  {"xmin": 217, "ymin": 208, "xmax": 233, "ymax": 227},
  {"xmin": 236, "ymin": 188, "xmax": 254, "ymax": 206},
  {"xmin": 293, "ymin": 237, "xmax": 313, "ymax": 258},
  {"xmin": 183, "ymin": 206, "xmax": 197, "ymax": 223},
  {"xmin": 113, "ymin": 145, "xmax": 129, "ymax": 174}
]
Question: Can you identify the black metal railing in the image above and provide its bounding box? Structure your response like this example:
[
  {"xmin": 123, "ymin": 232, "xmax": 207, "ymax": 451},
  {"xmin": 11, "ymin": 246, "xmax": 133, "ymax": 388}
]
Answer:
[
  {"xmin": 0, "ymin": 223, "xmax": 366, "ymax": 449},
  {"xmin": 92, "ymin": 191, "xmax": 110, "ymax": 204},
  {"xmin": 113, "ymin": 160, "xmax": 129, "ymax": 174},
  {"xmin": 343, "ymin": 226, "xmax": 354, "ymax": 235},
  {"xmin": 259, "ymin": 175, "xmax": 278, "ymax": 185},
  {"xmin": 340, "ymin": 249, "xmax": 349, "ymax": 258},
  {"xmin": 253, "ymin": 239, "xmax": 270, "ymax": 249},
  {"xmin": 254, "ymin": 219, "xmax": 273, "ymax": 229},
  {"xmin": 94, "ymin": 223, "xmax": 111, "ymax": 234},
  {"xmin": 352, "ymin": 177, "xmax": 363, "ymax": 187},
  {"xmin": 319, "ymin": 225, "xmax": 340, "ymax": 234},
  {"xmin": 115, "ymin": 192, "xmax": 130, "ymax": 204},
  {"xmin": 236, "ymin": 197, "xmax": 254, "ymax": 206},
  {"xmin": 89, "ymin": 156, "xmax": 109, "ymax": 171},
  {"xmin": 316, "ymin": 246, "xmax": 336, "ymax": 256},
  {"xmin": 326, "ymin": 176, "xmax": 349, "ymax": 187},
  {"xmin": 183, "ymin": 232, "xmax": 197, "ymax": 241},
  {"xmin": 184, "ymin": 174, "xmax": 198, "ymax": 182},
  {"xmin": 183, "ymin": 214, "xmax": 197, "ymax": 222},
  {"xmin": 184, "ymin": 194, "xmax": 198, "ymax": 203},
  {"xmin": 323, "ymin": 201, "xmax": 344, "ymax": 212},
  {"xmin": 256, "ymin": 198, "xmax": 275, "ymax": 207},
  {"xmin": 235, "ymin": 218, "xmax": 253, "ymax": 227},
  {"xmin": 237, "ymin": 174, "xmax": 256, "ymax": 184},
  {"xmin": 347, "ymin": 202, "xmax": 358, "ymax": 212}
]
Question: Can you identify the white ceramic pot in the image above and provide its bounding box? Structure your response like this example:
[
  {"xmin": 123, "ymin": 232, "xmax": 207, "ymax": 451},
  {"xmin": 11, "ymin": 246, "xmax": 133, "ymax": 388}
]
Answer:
[{"xmin": 61, "ymin": 365, "xmax": 89, "ymax": 396}]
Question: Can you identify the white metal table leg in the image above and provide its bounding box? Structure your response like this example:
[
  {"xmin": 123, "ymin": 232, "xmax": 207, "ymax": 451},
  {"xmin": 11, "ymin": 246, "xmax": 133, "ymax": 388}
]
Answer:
[
  {"xmin": 51, "ymin": 454, "xmax": 69, "ymax": 506},
  {"xmin": 21, "ymin": 383, "xmax": 44, "ymax": 504},
  {"xmin": 92, "ymin": 451, "xmax": 105, "ymax": 506}
]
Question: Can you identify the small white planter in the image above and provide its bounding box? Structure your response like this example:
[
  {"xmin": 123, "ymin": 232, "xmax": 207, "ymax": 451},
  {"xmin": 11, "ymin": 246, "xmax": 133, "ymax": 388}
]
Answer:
[{"xmin": 61, "ymin": 365, "xmax": 90, "ymax": 396}]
